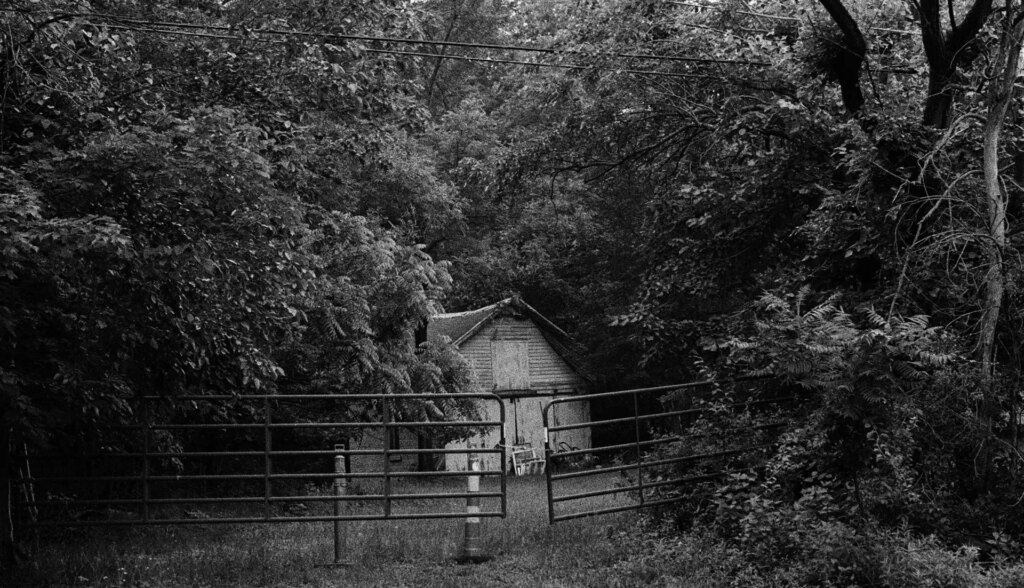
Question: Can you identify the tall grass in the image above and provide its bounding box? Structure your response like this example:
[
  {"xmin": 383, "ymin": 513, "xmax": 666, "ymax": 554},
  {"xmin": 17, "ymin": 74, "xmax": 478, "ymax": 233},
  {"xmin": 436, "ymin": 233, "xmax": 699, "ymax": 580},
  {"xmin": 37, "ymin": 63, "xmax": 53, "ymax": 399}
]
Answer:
[
  {"xmin": 20, "ymin": 474, "xmax": 1021, "ymax": 587},
  {"xmin": 9, "ymin": 475, "xmax": 644, "ymax": 587}
]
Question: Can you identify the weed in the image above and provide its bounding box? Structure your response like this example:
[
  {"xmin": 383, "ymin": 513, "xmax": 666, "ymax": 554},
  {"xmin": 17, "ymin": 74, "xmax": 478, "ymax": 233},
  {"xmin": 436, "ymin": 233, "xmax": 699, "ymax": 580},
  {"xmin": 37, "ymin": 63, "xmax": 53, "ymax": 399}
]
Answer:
[{"xmin": 9, "ymin": 476, "xmax": 639, "ymax": 588}]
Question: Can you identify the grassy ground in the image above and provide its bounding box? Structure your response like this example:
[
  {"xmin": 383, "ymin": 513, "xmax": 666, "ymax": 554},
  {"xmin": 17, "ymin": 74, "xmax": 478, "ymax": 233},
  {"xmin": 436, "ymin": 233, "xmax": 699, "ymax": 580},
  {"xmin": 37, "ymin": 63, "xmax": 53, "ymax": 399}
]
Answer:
[{"xmin": 10, "ymin": 473, "xmax": 711, "ymax": 588}]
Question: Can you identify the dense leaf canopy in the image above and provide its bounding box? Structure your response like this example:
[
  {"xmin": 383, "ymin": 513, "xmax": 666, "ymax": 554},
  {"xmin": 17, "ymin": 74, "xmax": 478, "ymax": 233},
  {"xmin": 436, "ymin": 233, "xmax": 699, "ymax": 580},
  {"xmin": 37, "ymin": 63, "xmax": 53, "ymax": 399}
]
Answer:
[{"xmin": 4, "ymin": 0, "xmax": 1024, "ymax": 572}]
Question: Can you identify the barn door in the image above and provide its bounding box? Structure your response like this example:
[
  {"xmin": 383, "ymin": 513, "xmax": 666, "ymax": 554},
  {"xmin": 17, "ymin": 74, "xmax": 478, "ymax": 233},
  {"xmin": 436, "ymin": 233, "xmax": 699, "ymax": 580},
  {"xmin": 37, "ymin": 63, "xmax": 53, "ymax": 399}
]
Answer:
[{"xmin": 492, "ymin": 340, "xmax": 529, "ymax": 390}]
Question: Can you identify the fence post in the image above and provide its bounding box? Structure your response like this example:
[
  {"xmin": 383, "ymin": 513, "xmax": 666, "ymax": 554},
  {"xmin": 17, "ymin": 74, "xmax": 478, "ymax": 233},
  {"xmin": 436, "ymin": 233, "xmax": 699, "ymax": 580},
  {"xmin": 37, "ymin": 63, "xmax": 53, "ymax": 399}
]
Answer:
[
  {"xmin": 141, "ymin": 396, "xmax": 150, "ymax": 523},
  {"xmin": 458, "ymin": 442, "xmax": 489, "ymax": 563},
  {"xmin": 322, "ymin": 444, "xmax": 351, "ymax": 567}
]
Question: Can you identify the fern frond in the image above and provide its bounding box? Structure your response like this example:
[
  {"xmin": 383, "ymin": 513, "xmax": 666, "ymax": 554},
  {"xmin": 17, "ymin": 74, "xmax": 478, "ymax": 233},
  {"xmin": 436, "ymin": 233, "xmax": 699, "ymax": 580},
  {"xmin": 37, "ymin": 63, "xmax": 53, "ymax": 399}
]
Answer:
[
  {"xmin": 724, "ymin": 338, "xmax": 757, "ymax": 350},
  {"xmin": 822, "ymin": 291, "xmax": 843, "ymax": 309},
  {"xmin": 803, "ymin": 302, "xmax": 838, "ymax": 324},
  {"xmin": 759, "ymin": 291, "xmax": 789, "ymax": 313},
  {"xmin": 892, "ymin": 361, "xmax": 922, "ymax": 381},
  {"xmin": 795, "ymin": 285, "xmax": 812, "ymax": 316},
  {"xmin": 804, "ymin": 343, "xmax": 843, "ymax": 354},
  {"xmin": 781, "ymin": 360, "xmax": 815, "ymax": 375},
  {"xmin": 863, "ymin": 306, "xmax": 887, "ymax": 329},
  {"xmin": 906, "ymin": 315, "xmax": 930, "ymax": 329},
  {"xmin": 313, "ymin": 309, "xmax": 346, "ymax": 343},
  {"xmin": 916, "ymin": 350, "xmax": 956, "ymax": 366}
]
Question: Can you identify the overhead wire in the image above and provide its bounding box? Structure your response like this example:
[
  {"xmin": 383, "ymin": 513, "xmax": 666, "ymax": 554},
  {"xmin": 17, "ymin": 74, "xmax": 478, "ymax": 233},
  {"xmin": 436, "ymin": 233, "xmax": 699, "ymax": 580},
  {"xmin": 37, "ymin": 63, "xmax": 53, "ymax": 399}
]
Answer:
[
  {"xmin": 665, "ymin": 1, "xmax": 918, "ymax": 35},
  {"xmin": 7, "ymin": 9, "xmax": 774, "ymax": 67},
  {"xmin": 99, "ymin": 22, "xmax": 725, "ymax": 80},
  {"xmin": 2, "ymin": 7, "xmax": 917, "ymax": 76}
]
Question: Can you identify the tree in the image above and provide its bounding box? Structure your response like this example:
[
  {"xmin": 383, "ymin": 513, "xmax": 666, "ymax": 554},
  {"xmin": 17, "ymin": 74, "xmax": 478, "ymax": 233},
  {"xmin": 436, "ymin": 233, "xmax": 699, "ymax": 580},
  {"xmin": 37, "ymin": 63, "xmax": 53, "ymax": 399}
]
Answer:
[
  {"xmin": 817, "ymin": 0, "xmax": 868, "ymax": 113},
  {"xmin": 815, "ymin": 0, "xmax": 995, "ymax": 127},
  {"xmin": 973, "ymin": 1, "xmax": 1024, "ymax": 488},
  {"xmin": 434, "ymin": 0, "xmax": 1024, "ymax": 536},
  {"xmin": 0, "ymin": 0, "xmax": 476, "ymax": 565},
  {"xmin": 916, "ymin": 0, "xmax": 995, "ymax": 128}
]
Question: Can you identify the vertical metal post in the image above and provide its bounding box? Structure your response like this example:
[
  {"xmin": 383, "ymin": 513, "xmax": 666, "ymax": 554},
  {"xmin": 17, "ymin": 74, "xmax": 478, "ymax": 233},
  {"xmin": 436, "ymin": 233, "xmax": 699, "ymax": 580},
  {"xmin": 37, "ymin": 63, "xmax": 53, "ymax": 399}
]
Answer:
[
  {"xmin": 332, "ymin": 446, "xmax": 349, "ymax": 566},
  {"xmin": 459, "ymin": 441, "xmax": 487, "ymax": 563},
  {"xmin": 542, "ymin": 402, "xmax": 555, "ymax": 524},
  {"xmin": 141, "ymin": 396, "xmax": 150, "ymax": 523},
  {"xmin": 382, "ymin": 400, "xmax": 391, "ymax": 518},
  {"xmin": 498, "ymin": 399, "xmax": 507, "ymax": 518},
  {"xmin": 315, "ymin": 443, "xmax": 352, "ymax": 569},
  {"xmin": 264, "ymin": 395, "xmax": 272, "ymax": 520},
  {"xmin": 633, "ymin": 390, "xmax": 645, "ymax": 507},
  {"xmin": 343, "ymin": 439, "xmax": 351, "ymax": 476}
]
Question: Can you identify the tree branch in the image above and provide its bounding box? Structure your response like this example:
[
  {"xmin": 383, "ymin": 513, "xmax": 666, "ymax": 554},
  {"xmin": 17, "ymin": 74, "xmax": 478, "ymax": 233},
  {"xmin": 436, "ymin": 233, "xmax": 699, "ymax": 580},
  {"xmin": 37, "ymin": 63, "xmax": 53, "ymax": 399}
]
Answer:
[
  {"xmin": 817, "ymin": 0, "xmax": 868, "ymax": 112},
  {"xmin": 949, "ymin": 0, "xmax": 994, "ymax": 58},
  {"xmin": 919, "ymin": 0, "xmax": 995, "ymax": 127},
  {"xmin": 918, "ymin": 0, "xmax": 946, "ymax": 68}
]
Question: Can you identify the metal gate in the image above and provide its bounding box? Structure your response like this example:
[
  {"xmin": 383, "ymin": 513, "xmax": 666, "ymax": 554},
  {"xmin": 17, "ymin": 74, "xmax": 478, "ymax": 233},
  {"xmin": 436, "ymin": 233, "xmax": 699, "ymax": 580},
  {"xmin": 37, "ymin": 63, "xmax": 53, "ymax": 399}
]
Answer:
[
  {"xmin": 541, "ymin": 379, "xmax": 791, "ymax": 523},
  {"xmin": 12, "ymin": 392, "xmax": 506, "ymax": 528}
]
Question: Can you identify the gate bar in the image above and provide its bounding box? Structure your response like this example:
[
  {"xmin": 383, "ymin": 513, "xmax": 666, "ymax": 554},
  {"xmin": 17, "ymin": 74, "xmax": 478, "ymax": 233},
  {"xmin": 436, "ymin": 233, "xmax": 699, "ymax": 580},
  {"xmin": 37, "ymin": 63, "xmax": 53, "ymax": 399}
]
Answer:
[
  {"xmin": 17, "ymin": 447, "xmax": 505, "ymax": 459},
  {"xmin": 141, "ymin": 395, "xmax": 150, "ymax": 523},
  {"xmin": 632, "ymin": 391, "xmax": 645, "ymax": 510},
  {"xmin": 382, "ymin": 400, "xmax": 392, "ymax": 518},
  {"xmin": 550, "ymin": 421, "xmax": 786, "ymax": 458},
  {"xmin": 264, "ymin": 395, "xmax": 272, "ymax": 520},
  {"xmin": 546, "ymin": 397, "xmax": 796, "ymax": 433},
  {"xmin": 16, "ymin": 392, "xmax": 509, "ymax": 529},
  {"xmin": 550, "ymin": 469, "xmax": 757, "ymax": 522},
  {"xmin": 542, "ymin": 378, "xmax": 781, "ymax": 523},
  {"xmin": 137, "ymin": 393, "xmax": 505, "ymax": 401}
]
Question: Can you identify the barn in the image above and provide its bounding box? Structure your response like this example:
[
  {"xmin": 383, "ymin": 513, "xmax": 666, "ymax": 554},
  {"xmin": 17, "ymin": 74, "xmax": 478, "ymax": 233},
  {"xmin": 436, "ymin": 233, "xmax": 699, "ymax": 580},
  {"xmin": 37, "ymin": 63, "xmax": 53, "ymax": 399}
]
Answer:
[{"xmin": 427, "ymin": 297, "xmax": 592, "ymax": 473}]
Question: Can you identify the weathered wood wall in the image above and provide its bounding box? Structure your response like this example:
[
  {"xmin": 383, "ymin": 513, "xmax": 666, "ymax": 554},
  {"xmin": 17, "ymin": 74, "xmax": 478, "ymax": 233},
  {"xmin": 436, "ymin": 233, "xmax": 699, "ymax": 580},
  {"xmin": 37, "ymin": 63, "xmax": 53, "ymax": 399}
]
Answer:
[
  {"xmin": 444, "ymin": 394, "xmax": 591, "ymax": 473},
  {"xmin": 459, "ymin": 317, "xmax": 586, "ymax": 393}
]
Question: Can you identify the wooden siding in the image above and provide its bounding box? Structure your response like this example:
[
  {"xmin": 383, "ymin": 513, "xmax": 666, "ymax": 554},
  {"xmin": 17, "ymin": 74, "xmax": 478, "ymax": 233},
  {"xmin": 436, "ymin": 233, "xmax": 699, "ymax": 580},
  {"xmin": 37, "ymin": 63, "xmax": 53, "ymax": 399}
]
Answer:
[
  {"xmin": 443, "ymin": 312, "xmax": 590, "ymax": 472},
  {"xmin": 445, "ymin": 394, "xmax": 591, "ymax": 473},
  {"xmin": 461, "ymin": 317, "xmax": 585, "ymax": 393},
  {"xmin": 492, "ymin": 340, "xmax": 530, "ymax": 389}
]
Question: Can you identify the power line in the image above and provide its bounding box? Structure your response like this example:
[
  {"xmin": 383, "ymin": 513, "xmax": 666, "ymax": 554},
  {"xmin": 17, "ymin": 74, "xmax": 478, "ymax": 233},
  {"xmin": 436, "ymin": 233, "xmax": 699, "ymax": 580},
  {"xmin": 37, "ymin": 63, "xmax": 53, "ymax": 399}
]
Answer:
[
  {"xmin": 4, "ymin": 8, "xmax": 917, "ymax": 76},
  {"xmin": 665, "ymin": 1, "xmax": 918, "ymax": 35},
  {"xmin": 96, "ymin": 11, "xmax": 919, "ymax": 74},
  {"xmin": 98, "ymin": 22, "xmax": 731, "ymax": 80},
  {"xmin": 9, "ymin": 9, "xmax": 774, "ymax": 68}
]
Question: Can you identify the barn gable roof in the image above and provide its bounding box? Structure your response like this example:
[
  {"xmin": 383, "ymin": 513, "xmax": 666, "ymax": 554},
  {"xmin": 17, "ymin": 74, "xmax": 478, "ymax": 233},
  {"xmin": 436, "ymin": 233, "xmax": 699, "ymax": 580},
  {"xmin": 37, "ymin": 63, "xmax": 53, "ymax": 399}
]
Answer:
[{"xmin": 427, "ymin": 297, "xmax": 591, "ymax": 381}]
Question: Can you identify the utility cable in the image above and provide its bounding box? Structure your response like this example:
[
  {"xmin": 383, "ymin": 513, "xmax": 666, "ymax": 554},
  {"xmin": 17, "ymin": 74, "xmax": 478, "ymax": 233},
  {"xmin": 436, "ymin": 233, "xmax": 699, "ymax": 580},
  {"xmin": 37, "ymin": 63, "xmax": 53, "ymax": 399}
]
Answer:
[
  {"xmin": 7, "ymin": 8, "xmax": 774, "ymax": 67},
  {"xmin": 100, "ymin": 22, "xmax": 734, "ymax": 80},
  {"xmin": 665, "ymin": 1, "xmax": 918, "ymax": 34},
  {"xmin": 4, "ymin": 8, "xmax": 917, "ymax": 76}
]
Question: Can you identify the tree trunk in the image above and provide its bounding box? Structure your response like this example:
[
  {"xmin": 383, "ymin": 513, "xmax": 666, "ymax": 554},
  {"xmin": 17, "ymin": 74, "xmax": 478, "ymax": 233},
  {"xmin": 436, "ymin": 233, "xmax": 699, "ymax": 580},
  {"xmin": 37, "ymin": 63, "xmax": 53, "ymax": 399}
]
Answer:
[
  {"xmin": 976, "ymin": 3, "xmax": 1024, "ymax": 490},
  {"xmin": 1, "ymin": 424, "xmax": 16, "ymax": 571},
  {"xmin": 917, "ymin": 0, "xmax": 995, "ymax": 128},
  {"xmin": 1016, "ymin": 151, "xmax": 1024, "ymax": 188},
  {"xmin": 817, "ymin": 0, "xmax": 867, "ymax": 113},
  {"xmin": 426, "ymin": 0, "xmax": 465, "ymax": 108},
  {"xmin": 922, "ymin": 70, "xmax": 955, "ymax": 128},
  {"xmin": 979, "ymin": 7, "xmax": 1024, "ymax": 379}
]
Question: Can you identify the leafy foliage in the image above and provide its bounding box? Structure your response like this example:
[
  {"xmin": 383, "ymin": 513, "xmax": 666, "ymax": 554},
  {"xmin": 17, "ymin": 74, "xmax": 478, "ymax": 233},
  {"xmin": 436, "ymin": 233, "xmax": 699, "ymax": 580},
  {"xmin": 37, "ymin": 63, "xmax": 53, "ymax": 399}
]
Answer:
[
  {"xmin": 663, "ymin": 290, "xmax": 1023, "ymax": 558},
  {"xmin": 5, "ymin": 0, "xmax": 1024, "ymax": 572},
  {"xmin": 0, "ymin": 0, "xmax": 476, "ymax": 464}
]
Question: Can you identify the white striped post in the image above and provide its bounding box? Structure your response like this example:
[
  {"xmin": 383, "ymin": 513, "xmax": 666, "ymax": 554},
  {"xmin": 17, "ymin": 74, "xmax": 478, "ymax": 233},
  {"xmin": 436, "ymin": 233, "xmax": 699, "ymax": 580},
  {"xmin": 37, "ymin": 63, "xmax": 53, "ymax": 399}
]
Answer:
[
  {"xmin": 324, "ymin": 444, "xmax": 351, "ymax": 567},
  {"xmin": 459, "ymin": 442, "xmax": 488, "ymax": 563}
]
